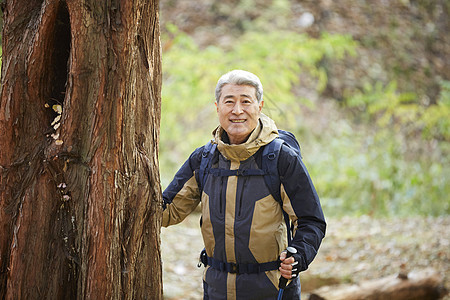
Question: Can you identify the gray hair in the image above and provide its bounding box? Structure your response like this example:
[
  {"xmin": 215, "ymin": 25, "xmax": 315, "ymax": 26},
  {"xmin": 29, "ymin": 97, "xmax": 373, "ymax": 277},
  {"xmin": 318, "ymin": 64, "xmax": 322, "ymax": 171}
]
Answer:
[{"xmin": 215, "ymin": 70, "xmax": 263, "ymax": 103}]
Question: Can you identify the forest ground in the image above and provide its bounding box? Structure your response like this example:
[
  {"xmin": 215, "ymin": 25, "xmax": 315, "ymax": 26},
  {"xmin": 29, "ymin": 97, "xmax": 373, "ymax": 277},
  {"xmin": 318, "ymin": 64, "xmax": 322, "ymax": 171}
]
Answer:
[{"xmin": 161, "ymin": 214, "xmax": 449, "ymax": 299}]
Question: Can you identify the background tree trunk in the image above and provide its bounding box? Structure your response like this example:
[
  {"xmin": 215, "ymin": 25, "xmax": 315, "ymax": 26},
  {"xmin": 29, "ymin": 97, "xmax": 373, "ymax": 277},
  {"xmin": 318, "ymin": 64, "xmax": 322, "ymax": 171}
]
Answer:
[
  {"xmin": 309, "ymin": 268, "xmax": 446, "ymax": 300},
  {"xmin": 0, "ymin": 0, "xmax": 162, "ymax": 299}
]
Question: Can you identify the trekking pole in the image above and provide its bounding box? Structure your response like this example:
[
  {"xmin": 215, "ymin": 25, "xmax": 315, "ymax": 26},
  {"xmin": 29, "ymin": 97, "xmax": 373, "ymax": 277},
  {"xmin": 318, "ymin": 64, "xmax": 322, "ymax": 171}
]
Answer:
[{"xmin": 277, "ymin": 247, "xmax": 297, "ymax": 300}]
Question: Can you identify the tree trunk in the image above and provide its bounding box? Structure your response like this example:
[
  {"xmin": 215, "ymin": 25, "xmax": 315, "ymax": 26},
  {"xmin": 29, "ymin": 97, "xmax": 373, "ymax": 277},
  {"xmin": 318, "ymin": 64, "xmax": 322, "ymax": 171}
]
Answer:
[
  {"xmin": 309, "ymin": 268, "xmax": 446, "ymax": 300},
  {"xmin": 0, "ymin": 0, "xmax": 162, "ymax": 299}
]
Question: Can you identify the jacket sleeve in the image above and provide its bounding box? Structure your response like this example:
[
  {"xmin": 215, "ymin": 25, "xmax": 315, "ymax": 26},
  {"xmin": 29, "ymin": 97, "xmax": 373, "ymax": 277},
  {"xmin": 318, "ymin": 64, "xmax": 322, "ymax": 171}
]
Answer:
[
  {"xmin": 162, "ymin": 146, "xmax": 204, "ymax": 227},
  {"xmin": 278, "ymin": 144, "xmax": 326, "ymax": 272}
]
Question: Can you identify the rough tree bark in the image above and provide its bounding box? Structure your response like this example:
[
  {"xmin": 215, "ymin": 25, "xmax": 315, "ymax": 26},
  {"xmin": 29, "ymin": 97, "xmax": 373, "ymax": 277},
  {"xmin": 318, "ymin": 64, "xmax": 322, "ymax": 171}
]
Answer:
[
  {"xmin": 0, "ymin": 0, "xmax": 162, "ymax": 299},
  {"xmin": 309, "ymin": 268, "xmax": 446, "ymax": 300}
]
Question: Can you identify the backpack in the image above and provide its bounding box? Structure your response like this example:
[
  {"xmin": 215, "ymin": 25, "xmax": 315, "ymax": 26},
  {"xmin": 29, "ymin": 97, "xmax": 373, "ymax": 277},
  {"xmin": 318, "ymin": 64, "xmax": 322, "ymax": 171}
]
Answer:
[{"xmin": 197, "ymin": 129, "xmax": 302, "ymax": 243}]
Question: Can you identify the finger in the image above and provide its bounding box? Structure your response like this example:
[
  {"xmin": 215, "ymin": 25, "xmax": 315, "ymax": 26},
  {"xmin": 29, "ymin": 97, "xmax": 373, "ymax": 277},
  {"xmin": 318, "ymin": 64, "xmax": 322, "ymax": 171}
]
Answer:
[
  {"xmin": 280, "ymin": 262, "xmax": 293, "ymax": 271},
  {"xmin": 281, "ymin": 257, "xmax": 295, "ymax": 265},
  {"xmin": 279, "ymin": 267, "xmax": 292, "ymax": 279},
  {"xmin": 279, "ymin": 251, "xmax": 287, "ymax": 261}
]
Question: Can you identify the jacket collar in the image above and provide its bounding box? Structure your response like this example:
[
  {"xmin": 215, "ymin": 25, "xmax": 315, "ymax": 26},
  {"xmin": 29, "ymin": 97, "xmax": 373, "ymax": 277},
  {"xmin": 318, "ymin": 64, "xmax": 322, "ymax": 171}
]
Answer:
[{"xmin": 212, "ymin": 113, "xmax": 278, "ymax": 162}]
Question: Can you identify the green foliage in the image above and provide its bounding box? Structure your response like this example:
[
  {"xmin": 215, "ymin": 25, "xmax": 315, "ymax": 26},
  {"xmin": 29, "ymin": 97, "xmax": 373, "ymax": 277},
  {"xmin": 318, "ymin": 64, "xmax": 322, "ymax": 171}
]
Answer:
[
  {"xmin": 160, "ymin": 23, "xmax": 449, "ymax": 216},
  {"xmin": 421, "ymin": 80, "xmax": 450, "ymax": 140},
  {"xmin": 160, "ymin": 25, "xmax": 357, "ymax": 186},
  {"xmin": 331, "ymin": 79, "xmax": 449, "ymax": 216},
  {"xmin": 345, "ymin": 80, "xmax": 450, "ymax": 141},
  {"xmin": 308, "ymin": 122, "xmax": 449, "ymax": 216}
]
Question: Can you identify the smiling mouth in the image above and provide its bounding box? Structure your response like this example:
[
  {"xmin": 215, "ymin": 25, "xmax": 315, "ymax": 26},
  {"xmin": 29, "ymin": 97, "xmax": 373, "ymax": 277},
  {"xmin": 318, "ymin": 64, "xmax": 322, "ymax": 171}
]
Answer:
[{"xmin": 230, "ymin": 119, "xmax": 245, "ymax": 123}]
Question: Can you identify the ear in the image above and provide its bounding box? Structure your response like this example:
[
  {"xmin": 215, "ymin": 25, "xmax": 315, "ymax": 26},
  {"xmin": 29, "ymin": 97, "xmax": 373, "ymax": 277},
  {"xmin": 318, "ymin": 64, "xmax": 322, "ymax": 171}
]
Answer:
[
  {"xmin": 259, "ymin": 100, "xmax": 264, "ymax": 112},
  {"xmin": 215, "ymin": 101, "xmax": 218, "ymax": 112}
]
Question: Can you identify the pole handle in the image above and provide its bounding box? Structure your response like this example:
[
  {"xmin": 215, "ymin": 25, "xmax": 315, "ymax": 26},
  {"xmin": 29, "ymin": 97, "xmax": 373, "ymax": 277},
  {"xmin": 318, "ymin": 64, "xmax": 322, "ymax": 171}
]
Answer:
[{"xmin": 278, "ymin": 246, "xmax": 297, "ymax": 289}]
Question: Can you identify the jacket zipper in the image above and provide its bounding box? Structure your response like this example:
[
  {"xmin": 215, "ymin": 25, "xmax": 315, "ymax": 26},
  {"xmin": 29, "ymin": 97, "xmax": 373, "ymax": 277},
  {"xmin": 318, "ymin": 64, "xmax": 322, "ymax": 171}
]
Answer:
[
  {"xmin": 219, "ymin": 176, "xmax": 224, "ymax": 215},
  {"xmin": 238, "ymin": 177, "xmax": 248, "ymax": 217}
]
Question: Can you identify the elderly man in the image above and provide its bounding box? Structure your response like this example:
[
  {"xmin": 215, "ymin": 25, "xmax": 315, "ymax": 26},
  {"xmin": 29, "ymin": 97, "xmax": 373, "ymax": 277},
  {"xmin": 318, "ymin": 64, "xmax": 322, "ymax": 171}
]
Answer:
[{"xmin": 162, "ymin": 70, "xmax": 326, "ymax": 299}]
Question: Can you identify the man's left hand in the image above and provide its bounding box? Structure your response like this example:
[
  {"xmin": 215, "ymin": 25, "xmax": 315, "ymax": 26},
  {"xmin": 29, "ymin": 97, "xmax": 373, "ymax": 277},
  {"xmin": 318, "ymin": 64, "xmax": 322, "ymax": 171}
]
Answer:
[{"xmin": 279, "ymin": 251, "xmax": 299, "ymax": 280}]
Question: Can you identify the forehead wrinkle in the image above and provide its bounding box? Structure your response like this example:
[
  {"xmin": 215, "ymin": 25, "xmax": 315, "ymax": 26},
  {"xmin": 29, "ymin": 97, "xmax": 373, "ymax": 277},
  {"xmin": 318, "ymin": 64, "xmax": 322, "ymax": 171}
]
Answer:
[{"xmin": 223, "ymin": 94, "xmax": 253, "ymax": 99}]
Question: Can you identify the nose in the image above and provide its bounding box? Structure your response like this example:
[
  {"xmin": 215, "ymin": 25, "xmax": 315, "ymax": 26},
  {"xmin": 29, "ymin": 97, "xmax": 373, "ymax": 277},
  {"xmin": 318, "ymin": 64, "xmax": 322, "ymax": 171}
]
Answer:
[{"xmin": 232, "ymin": 102, "xmax": 243, "ymax": 114}]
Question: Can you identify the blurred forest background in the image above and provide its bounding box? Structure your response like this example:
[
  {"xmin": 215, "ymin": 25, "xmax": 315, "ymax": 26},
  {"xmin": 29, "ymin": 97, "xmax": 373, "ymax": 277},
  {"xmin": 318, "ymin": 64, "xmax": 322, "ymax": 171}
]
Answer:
[
  {"xmin": 159, "ymin": 0, "xmax": 449, "ymax": 216},
  {"xmin": 157, "ymin": 1, "xmax": 449, "ymax": 299}
]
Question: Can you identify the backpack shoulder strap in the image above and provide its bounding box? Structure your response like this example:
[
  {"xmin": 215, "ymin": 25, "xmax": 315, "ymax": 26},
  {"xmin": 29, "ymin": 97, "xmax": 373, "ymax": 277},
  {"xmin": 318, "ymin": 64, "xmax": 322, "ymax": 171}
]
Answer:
[
  {"xmin": 198, "ymin": 141, "xmax": 217, "ymax": 194},
  {"xmin": 262, "ymin": 137, "xmax": 284, "ymax": 204},
  {"xmin": 262, "ymin": 137, "xmax": 293, "ymax": 243}
]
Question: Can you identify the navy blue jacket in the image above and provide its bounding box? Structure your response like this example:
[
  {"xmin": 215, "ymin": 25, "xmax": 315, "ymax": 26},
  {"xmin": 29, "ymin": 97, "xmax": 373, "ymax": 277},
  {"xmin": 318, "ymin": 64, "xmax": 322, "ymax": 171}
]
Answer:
[{"xmin": 163, "ymin": 115, "xmax": 326, "ymax": 299}]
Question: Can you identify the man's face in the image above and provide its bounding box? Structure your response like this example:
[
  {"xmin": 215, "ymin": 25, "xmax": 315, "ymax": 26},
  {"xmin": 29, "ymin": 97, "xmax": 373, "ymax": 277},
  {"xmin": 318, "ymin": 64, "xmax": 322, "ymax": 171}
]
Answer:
[{"xmin": 216, "ymin": 84, "xmax": 263, "ymax": 144}]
